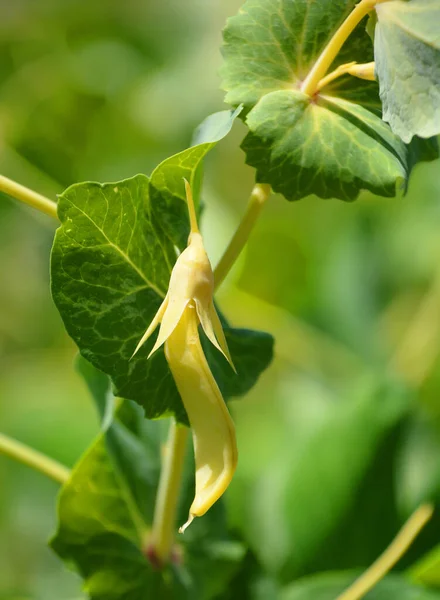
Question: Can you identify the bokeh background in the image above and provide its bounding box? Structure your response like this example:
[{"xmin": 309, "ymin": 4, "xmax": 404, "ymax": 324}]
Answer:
[{"xmin": 0, "ymin": 0, "xmax": 440, "ymax": 598}]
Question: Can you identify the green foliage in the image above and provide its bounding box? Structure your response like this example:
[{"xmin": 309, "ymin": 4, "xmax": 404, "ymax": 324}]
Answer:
[
  {"xmin": 51, "ymin": 109, "xmax": 273, "ymax": 423},
  {"xmin": 221, "ymin": 0, "xmax": 438, "ymax": 202},
  {"xmin": 374, "ymin": 0, "xmax": 440, "ymax": 143},
  {"xmin": 281, "ymin": 572, "xmax": 440, "ymax": 600},
  {"xmin": 228, "ymin": 375, "xmax": 412, "ymax": 579},
  {"xmin": 2, "ymin": 0, "xmax": 440, "ymax": 598},
  {"xmin": 52, "ymin": 361, "xmax": 245, "ymax": 600},
  {"xmin": 242, "ymin": 91, "xmax": 408, "ymax": 201}
]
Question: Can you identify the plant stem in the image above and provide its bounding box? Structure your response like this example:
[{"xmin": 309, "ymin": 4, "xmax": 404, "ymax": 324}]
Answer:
[
  {"xmin": 301, "ymin": 0, "xmax": 378, "ymax": 97},
  {"xmin": 214, "ymin": 183, "xmax": 271, "ymax": 290},
  {"xmin": 316, "ymin": 61, "xmax": 375, "ymax": 93},
  {"xmin": 149, "ymin": 421, "xmax": 189, "ymax": 565},
  {"xmin": 337, "ymin": 504, "xmax": 434, "ymax": 600},
  {"xmin": 0, "ymin": 432, "xmax": 70, "ymax": 484},
  {"xmin": 0, "ymin": 174, "xmax": 58, "ymax": 220}
]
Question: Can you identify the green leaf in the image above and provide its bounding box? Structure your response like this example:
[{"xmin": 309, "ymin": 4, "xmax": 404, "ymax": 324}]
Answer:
[
  {"xmin": 281, "ymin": 572, "xmax": 440, "ymax": 600},
  {"xmin": 242, "ymin": 90, "xmax": 408, "ymax": 201},
  {"xmin": 51, "ymin": 363, "xmax": 245, "ymax": 600},
  {"xmin": 51, "ymin": 108, "xmax": 273, "ymax": 423},
  {"xmin": 374, "ymin": 0, "xmax": 440, "ymax": 143},
  {"xmin": 204, "ymin": 325, "xmax": 274, "ymax": 399},
  {"xmin": 221, "ymin": 0, "xmax": 436, "ymax": 201}
]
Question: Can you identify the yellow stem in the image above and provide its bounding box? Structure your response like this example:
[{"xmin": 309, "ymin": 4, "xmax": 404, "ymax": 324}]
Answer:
[
  {"xmin": 149, "ymin": 421, "xmax": 189, "ymax": 564},
  {"xmin": 184, "ymin": 178, "xmax": 199, "ymax": 235},
  {"xmin": 0, "ymin": 174, "xmax": 58, "ymax": 220},
  {"xmin": 337, "ymin": 504, "xmax": 434, "ymax": 600},
  {"xmin": 0, "ymin": 432, "xmax": 70, "ymax": 484},
  {"xmin": 214, "ymin": 183, "xmax": 271, "ymax": 290},
  {"xmin": 301, "ymin": 0, "xmax": 378, "ymax": 97},
  {"xmin": 316, "ymin": 61, "xmax": 375, "ymax": 93}
]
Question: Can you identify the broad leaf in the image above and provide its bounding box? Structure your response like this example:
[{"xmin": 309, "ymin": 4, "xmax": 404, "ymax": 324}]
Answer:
[
  {"xmin": 221, "ymin": 0, "xmax": 437, "ymax": 201},
  {"xmin": 374, "ymin": 0, "xmax": 440, "ymax": 143},
  {"xmin": 51, "ymin": 109, "xmax": 273, "ymax": 423},
  {"xmin": 243, "ymin": 90, "xmax": 408, "ymax": 201},
  {"xmin": 281, "ymin": 571, "xmax": 440, "ymax": 600},
  {"xmin": 51, "ymin": 362, "xmax": 245, "ymax": 600}
]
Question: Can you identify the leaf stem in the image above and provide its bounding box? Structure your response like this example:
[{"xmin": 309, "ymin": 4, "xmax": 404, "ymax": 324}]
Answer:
[
  {"xmin": 214, "ymin": 183, "xmax": 271, "ymax": 290},
  {"xmin": 301, "ymin": 0, "xmax": 378, "ymax": 97},
  {"xmin": 149, "ymin": 420, "xmax": 189, "ymax": 565},
  {"xmin": 0, "ymin": 174, "xmax": 58, "ymax": 220},
  {"xmin": 336, "ymin": 504, "xmax": 434, "ymax": 600},
  {"xmin": 316, "ymin": 61, "xmax": 375, "ymax": 93},
  {"xmin": 0, "ymin": 432, "xmax": 70, "ymax": 484}
]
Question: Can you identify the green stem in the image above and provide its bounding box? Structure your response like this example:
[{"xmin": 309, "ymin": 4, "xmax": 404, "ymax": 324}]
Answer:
[
  {"xmin": 337, "ymin": 504, "xmax": 434, "ymax": 600},
  {"xmin": 300, "ymin": 0, "xmax": 379, "ymax": 97},
  {"xmin": 0, "ymin": 174, "xmax": 58, "ymax": 220},
  {"xmin": 214, "ymin": 183, "xmax": 271, "ymax": 290},
  {"xmin": 149, "ymin": 421, "xmax": 189, "ymax": 564},
  {"xmin": 0, "ymin": 432, "xmax": 70, "ymax": 484}
]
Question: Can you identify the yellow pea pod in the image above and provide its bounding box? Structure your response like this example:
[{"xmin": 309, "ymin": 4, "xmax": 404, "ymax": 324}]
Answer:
[
  {"xmin": 133, "ymin": 179, "xmax": 237, "ymax": 531},
  {"xmin": 165, "ymin": 303, "xmax": 237, "ymax": 532}
]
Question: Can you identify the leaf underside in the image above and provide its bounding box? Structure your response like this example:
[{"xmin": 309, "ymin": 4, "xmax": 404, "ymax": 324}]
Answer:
[{"xmin": 374, "ymin": 0, "xmax": 440, "ymax": 143}]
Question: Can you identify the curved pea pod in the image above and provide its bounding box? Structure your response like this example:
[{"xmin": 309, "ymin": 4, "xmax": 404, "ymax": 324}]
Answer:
[{"xmin": 165, "ymin": 303, "xmax": 237, "ymax": 532}]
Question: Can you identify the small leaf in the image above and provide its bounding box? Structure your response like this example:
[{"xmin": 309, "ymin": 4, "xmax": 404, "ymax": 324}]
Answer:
[
  {"xmin": 242, "ymin": 90, "xmax": 408, "ymax": 201},
  {"xmin": 148, "ymin": 108, "xmax": 241, "ymax": 250},
  {"xmin": 281, "ymin": 571, "xmax": 440, "ymax": 600},
  {"xmin": 374, "ymin": 0, "xmax": 440, "ymax": 142},
  {"xmin": 192, "ymin": 106, "xmax": 243, "ymax": 146}
]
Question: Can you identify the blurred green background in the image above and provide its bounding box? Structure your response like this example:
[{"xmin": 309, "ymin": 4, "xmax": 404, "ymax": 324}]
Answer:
[{"xmin": 0, "ymin": 0, "xmax": 440, "ymax": 598}]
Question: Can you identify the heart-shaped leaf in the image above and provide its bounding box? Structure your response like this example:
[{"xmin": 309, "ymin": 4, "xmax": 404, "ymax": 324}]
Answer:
[{"xmin": 51, "ymin": 109, "xmax": 273, "ymax": 423}]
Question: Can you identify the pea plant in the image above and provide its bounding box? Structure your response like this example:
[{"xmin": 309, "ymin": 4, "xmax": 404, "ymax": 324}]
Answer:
[{"xmin": 1, "ymin": 0, "xmax": 440, "ymax": 598}]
